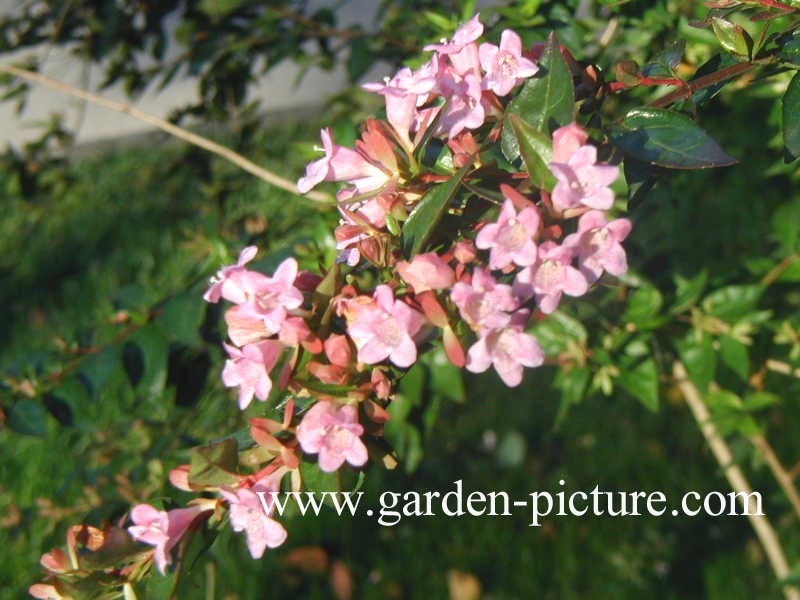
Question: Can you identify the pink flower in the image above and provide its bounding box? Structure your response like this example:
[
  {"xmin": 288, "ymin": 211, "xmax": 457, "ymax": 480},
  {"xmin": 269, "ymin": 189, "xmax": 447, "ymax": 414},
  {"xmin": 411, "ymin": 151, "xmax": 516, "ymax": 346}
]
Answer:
[
  {"xmin": 563, "ymin": 210, "xmax": 632, "ymax": 282},
  {"xmin": 424, "ymin": 14, "xmax": 484, "ymax": 55},
  {"xmin": 297, "ymin": 128, "xmax": 390, "ymax": 194},
  {"xmin": 436, "ymin": 71, "xmax": 485, "ymax": 139},
  {"xmin": 295, "ymin": 401, "xmax": 368, "ymax": 472},
  {"xmin": 346, "ymin": 285, "xmax": 425, "ymax": 368},
  {"xmin": 128, "ymin": 504, "xmax": 206, "ymax": 574},
  {"xmin": 396, "ymin": 253, "xmax": 455, "ymax": 293},
  {"xmin": 475, "ymin": 198, "xmax": 540, "ymax": 269},
  {"xmin": 549, "ymin": 145, "xmax": 620, "ymax": 212},
  {"xmin": 453, "ymin": 239, "xmax": 478, "ymax": 264},
  {"xmin": 450, "ymin": 267, "xmax": 518, "ymax": 333},
  {"xmin": 29, "ymin": 584, "xmax": 67, "ymax": 599},
  {"xmin": 221, "ymin": 340, "xmax": 283, "ymax": 409},
  {"xmin": 513, "ymin": 241, "xmax": 589, "ymax": 314},
  {"xmin": 219, "ymin": 478, "xmax": 287, "ymax": 559},
  {"xmin": 465, "ymin": 311, "xmax": 544, "ymax": 387},
  {"xmin": 479, "ymin": 30, "xmax": 539, "ymax": 96},
  {"xmin": 552, "ymin": 122, "xmax": 588, "ymax": 163},
  {"xmin": 362, "ymin": 65, "xmax": 437, "ymax": 147},
  {"xmin": 227, "ymin": 257, "xmax": 303, "ymax": 337},
  {"xmin": 204, "ymin": 246, "xmax": 266, "ymax": 304}
]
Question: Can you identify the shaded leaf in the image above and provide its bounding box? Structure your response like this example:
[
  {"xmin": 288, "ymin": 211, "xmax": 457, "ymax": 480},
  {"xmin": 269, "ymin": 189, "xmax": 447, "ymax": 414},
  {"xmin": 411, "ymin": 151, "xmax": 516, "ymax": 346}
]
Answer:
[
  {"xmin": 616, "ymin": 358, "xmax": 659, "ymax": 411},
  {"xmin": 609, "ymin": 108, "xmax": 737, "ymax": 169},
  {"xmin": 783, "ymin": 71, "xmax": 800, "ymax": 161},
  {"xmin": 7, "ymin": 399, "xmax": 47, "ymax": 436},
  {"xmin": 672, "ymin": 271, "xmax": 708, "ymax": 314}
]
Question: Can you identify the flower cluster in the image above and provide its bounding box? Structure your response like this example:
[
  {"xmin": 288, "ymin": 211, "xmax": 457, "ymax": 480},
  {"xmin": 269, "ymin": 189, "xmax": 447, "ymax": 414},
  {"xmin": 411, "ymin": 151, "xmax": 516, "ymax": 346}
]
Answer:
[{"xmin": 31, "ymin": 14, "xmax": 633, "ymax": 592}]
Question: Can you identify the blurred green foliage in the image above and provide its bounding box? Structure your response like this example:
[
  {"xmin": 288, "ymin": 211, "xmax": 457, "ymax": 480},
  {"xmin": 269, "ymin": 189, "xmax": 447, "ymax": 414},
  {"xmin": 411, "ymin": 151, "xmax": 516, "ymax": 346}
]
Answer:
[{"xmin": 2, "ymin": 0, "xmax": 800, "ymax": 598}]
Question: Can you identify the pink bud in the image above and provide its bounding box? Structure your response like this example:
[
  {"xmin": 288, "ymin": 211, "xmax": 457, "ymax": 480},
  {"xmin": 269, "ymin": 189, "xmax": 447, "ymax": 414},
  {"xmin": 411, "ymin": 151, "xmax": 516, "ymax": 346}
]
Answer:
[
  {"xmin": 169, "ymin": 465, "xmax": 192, "ymax": 492},
  {"xmin": 371, "ymin": 369, "xmax": 392, "ymax": 400},
  {"xmin": 552, "ymin": 122, "xmax": 589, "ymax": 163},
  {"xmin": 396, "ymin": 253, "xmax": 455, "ymax": 293},
  {"xmin": 453, "ymin": 240, "xmax": 478, "ymax": 264},
  {"xmin": 324, "ymin": 334, "xmax": 353, "ymax": 367}
]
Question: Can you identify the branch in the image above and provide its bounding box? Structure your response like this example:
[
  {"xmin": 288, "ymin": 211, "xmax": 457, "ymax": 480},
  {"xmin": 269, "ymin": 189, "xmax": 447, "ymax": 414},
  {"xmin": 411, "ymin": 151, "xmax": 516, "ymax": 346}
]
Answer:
[
  {"xmin": 766, "ymin": 359, "xmax": 800, "ymax": 378},
  {"xmin": 750, "ymin": 433, "xmax": 800, "ymax": 522},
  {"xmin": 648, "ymin": 61, "xmax": 759, "ymax": 109},
  {"xmin": 674, "ymin": 361, "xmax": 800, "ymax": 600},
  {"xmin": 0, "ymin": 63, "xmax": 334, "ymax": 205}
]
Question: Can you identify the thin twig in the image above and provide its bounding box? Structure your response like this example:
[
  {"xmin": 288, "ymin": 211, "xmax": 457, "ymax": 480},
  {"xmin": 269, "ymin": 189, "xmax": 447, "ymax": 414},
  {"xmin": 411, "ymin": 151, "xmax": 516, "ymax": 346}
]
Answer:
[
  {"xmin": 648, "ymin": 61, "xmax": 759, "ymax": 108},
  {"xmin": 674, "ymin": 361, "xmax": 800, "ymax": 600},
  {"xmin": 751, "ymin": 433, "xmax": 800, "ymax": 522},
  {"xmin": 767, "ymin": 359, "xmax": 800, "ymax": 379},
  {"xmin": 0, "ymin": 63, "xmax": 334, "ymax": 205}
]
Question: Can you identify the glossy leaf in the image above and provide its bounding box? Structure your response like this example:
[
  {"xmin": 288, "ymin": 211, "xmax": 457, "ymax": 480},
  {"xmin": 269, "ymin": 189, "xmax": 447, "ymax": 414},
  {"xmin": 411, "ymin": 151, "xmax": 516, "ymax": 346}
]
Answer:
[
  {"xmin": 711, "ymin": 17, "xmax": 752, "ymax": 57},
  {"xmin": 508, "ymin": 114, "xmax": 556, "ymax": 189},
  {"xmin": 609, "ymin": 108, "xmax": 737, "ymax": 169},
  {"xmin": 402, "ymin": 163, "xmax": 471, "ymax": 256}
]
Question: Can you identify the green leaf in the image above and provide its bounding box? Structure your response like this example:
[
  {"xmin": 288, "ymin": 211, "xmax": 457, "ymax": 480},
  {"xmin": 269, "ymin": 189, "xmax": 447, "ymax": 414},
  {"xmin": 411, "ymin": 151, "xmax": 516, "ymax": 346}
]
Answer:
[
  {"xmin": 609, "ymin": 108, "xmax": 738, "ymax": 169},
  {"xmin": 678, "ymin": 333, "xmax": 716, "ymax": 391},
  {"xmin": 531, "ymin": 310, "xmax": 587, "ymax": 355},
  {"xmin": 508, "ymin": 114, "xmax": 556, "ymax": 189},
  {"xmin": 623, "ymin": 286, "xmax": 663, "ymax": 328},
  {"xmin": 711, "ymin": 17, "xmax": 753, "ymax": 57},
  {"xmin": 425, "ymin": 349, "xmax": 465, "ymax": 402},
  {"xmin": 672, "ymin": 271, "xmax": 707, "ymax": 314},
  {"xmin": 554, "ymin": 367, "xmax": 591, "ymax": 426},
  {"xmin": 702, "ymin": 285, "xmax": 763, "ymax": 322},
  {"xmin": 129, "ymin": 326, "xmax": 168, "ymax": 401},
  {"xmin": 616, "ymin": 358, "xmax": 659, "ymax": 411},
  {"xmin": 501, "ymin": 32, "xmax": 574, "ymax": 161},
  {"xmin": 783, "ymin": 72, "xmax": 800, "ymax": 161},
  {"xmin": 402, "ymin": 163, "xmax": 471, "ymax": 256},
  {"xmin": 188, "ymin": 439, "xmax": 240, "ymax": 488},
  {"xmin": 706, "ymin": 390, "xmax": 761, "ymax": 437},
  {"xmin": 155, "ymin": 292, "xmax": 205, "ymax": 345},
  {"xmin": 771, "ymin": 199, "xmax": 800, "ymax": 254},
  {"xmin": 299, "ymin": 460, "xmax": 341, "ymax": 495},
  {"xmin": 743, "ymin": 392, "xmax": 780, "ymax": 412},
  {"xmin": 79, "ymin": 345, "xmax": 121, "ymax": 398},
  {"xmin": 7, "ymin": 399, "xmax": 48, "ymax": 436},
  {"xmin": 198, "ymin": 0, "xmax": 248, "ymax": 20},
  {"xmin": 719, "ymin": 335, "xmax": 749, "ymax": 381},
  {"xmin": 347, "ymin": 36, "xmax": 371, "ymax": 83}
]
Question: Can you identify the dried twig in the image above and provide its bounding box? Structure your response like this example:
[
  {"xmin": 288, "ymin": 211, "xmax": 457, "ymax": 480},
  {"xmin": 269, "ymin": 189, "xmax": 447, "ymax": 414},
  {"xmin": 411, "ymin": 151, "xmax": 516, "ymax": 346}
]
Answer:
[
  {"xmin": 0, "ymin": 63, "xmax": 333, "ymax": 205},
  {"xmin": 674, "ymin": 361, "xmax": 800, "ymax": 600}
]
